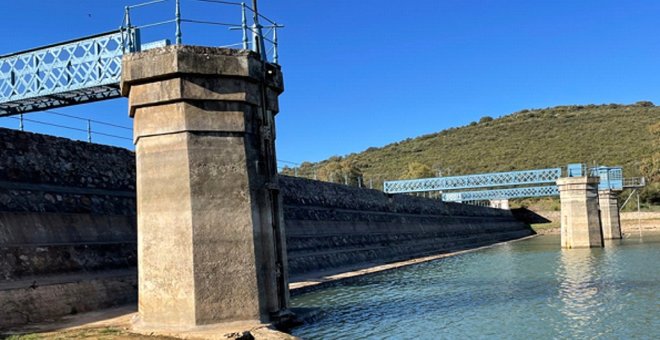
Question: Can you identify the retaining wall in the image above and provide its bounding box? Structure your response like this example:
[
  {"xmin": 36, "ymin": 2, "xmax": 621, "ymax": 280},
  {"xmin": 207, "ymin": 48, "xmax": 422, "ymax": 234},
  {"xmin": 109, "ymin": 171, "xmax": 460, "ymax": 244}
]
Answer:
[
  {"xmin": 0, "ymin": 128, "xmax": 137, "ymax": 329},
  {"xmin": 0, "ymin": 128, "xmax": 532, "ymax": 329},
  {"xmin": 281, "ymin": 176, "xmax": 532, "ymax": 278}
]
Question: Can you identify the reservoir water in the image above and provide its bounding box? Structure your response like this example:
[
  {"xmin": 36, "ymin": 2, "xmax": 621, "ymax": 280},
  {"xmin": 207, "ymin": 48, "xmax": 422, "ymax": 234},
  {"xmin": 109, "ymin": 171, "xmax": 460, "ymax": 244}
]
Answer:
[{"xmin": 291, "ymin": 233, "xmax": 660, "ymax": 339}]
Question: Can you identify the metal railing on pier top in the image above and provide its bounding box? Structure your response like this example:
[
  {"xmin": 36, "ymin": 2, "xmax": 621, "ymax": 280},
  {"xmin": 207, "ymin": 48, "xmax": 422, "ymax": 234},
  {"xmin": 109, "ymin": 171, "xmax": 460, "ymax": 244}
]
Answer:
[
  {"xmin": 121, "ymin": 0, "xmax": 283, "ymax": 63},
  {"xmin": 0, "ymin": 0, "xmax": 283, "ymax": 117}
]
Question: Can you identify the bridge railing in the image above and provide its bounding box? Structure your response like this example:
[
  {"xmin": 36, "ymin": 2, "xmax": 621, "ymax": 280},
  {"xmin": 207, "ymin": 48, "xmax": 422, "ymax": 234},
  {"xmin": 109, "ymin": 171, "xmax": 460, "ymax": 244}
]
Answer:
[
  {"xmin": 442, "ymin": 185, "xmax": 559, "ymax": 202},
  {"xmin": 121, "ymin": 0, "xmax": 283, "ymax": 63},
  {"xmin": 0, "ymin": 30, "xmax": 137, "ymax": 116},
  {"xmin": 1, "ymin": 0, "xmax": 283, "ymax": 116},
  {"xmin": 623, "ymin": 177, "xmax": 646, "ymax": 188},
  {"xmin": 383, "ymin": 167, "xmax": 562, "ymax": 194}
]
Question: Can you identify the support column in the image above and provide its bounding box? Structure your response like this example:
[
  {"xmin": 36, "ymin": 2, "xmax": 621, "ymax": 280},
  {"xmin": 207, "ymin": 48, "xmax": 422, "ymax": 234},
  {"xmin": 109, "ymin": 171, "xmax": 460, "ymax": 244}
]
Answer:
[
  {"xmin": 120, "ymin": 46, "xmax": 289, "ymax": 329},
  {"xmin": 599, "ymin": 190, "xmax": 622, "ymax": 239},
  {"xmin": 556, "ymin": 177, "xmax": 603, "ymax": 248},
  {"xmin": 489, "ymin": 199, "xmax": 510, "ymax": 210}
]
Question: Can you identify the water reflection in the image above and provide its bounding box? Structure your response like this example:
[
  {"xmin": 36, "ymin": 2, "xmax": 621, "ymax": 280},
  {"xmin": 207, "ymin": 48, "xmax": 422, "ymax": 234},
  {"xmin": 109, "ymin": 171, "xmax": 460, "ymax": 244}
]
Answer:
[{"xmin": 554, "ymin": 248, "xmax": 603, "ymax": 338}]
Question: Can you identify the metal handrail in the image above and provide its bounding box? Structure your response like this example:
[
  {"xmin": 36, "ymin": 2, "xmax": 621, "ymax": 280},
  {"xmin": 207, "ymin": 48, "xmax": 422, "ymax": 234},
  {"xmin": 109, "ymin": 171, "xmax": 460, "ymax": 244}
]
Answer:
[
  {"xmin": 121, "ymin": 0, "xmax": 282, "ymax": 63},
  {"xmin": 623, "ymin": 177, "xmax": 646, "ymax": 188}
]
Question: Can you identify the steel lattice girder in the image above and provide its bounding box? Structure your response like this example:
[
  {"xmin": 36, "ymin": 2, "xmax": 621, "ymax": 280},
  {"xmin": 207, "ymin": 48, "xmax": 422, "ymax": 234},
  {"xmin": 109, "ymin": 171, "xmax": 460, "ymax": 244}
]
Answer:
[
  {"xmin": 383, "ymin": 168, "xmax": 562, "ymax": 194},
  {"xmin": 0, "ymin": 30, "xmax": 133, "ymax": 116},
  {"xmin": 442, "ymin": 186, "xmax": 560, "ymax": 202}
]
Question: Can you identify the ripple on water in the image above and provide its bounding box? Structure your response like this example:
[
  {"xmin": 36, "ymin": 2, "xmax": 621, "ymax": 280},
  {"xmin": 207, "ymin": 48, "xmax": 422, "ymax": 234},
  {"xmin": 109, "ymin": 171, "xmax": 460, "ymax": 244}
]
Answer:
[{"xmin": 291, "ymin": 233, "xmax": 660, "ymax": 339}]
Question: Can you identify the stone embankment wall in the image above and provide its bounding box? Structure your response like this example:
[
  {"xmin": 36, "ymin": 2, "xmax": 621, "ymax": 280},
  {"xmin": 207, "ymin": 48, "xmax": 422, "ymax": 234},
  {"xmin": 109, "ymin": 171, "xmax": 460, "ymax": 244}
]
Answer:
[
  {"xmin": 0, "ymin": 128, "xmax": 137, "ymax": 329},
  {"xmin": 0, "ymin": 128, "xmax": 532, "ymax": 329},
  {"xmin": 518, "ymin": 208, "xmax": 660, "ymax": 234},
  {"xmin": 281, "ymin": 176, "xmax": 532, "ymax": 279}
]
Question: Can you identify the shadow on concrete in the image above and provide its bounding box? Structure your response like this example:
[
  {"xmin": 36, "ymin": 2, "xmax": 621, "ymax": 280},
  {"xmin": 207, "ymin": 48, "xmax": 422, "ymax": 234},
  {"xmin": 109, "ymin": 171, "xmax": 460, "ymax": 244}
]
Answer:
[{"xmin": 511, "ymin": 208, "xmax": 552, "ymax": 225}]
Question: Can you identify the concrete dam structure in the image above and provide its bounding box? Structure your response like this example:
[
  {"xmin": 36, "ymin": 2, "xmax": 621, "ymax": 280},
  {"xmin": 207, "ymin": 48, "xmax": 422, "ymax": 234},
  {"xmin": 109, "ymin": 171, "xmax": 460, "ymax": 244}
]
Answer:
[
  {"xmin": 0, "ymin": 127, "xmax": 533, "ymax": 329},
  {"xmin": 282, "ymin": 176, "xmax": 532, "ymax": 279}
]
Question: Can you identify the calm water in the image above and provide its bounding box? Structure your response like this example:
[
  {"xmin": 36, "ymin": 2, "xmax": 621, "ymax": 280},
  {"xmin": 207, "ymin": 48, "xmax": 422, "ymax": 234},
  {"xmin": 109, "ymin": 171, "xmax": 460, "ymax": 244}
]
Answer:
[{"xmin": 291, "ymin": 233, "xmax": 660, "ymax": 339}]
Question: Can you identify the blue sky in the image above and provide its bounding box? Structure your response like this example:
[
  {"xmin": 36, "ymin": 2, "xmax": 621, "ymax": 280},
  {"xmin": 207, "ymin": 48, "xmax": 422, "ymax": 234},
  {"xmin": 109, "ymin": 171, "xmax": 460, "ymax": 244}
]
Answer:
[{"xmin": 2, "ymin": 0, "xmax": 660, "ymax": 164}]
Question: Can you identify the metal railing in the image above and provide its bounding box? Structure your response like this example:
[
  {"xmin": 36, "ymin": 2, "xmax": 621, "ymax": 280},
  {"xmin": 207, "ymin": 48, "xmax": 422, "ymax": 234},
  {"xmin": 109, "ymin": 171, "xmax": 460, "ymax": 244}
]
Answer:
[
  {"xmin": 121, "ymin": 0, "xmax": 283, "ymax": 63},
  {"xmin": 1, "ymin": 0, "xmax": 283, "ymax": 116},
  {"xmin": 623, "ymin": 177, "xmax": 646, "ymax": 188},
  {"xmin": 1, "ymin": 110, "xmax": 132, "ymax": 144},
  {"xmin": 383, "ymin": 167, "xmax": 562, "ymax": 194},
  {"xmin": 442, "ymin": 186, "xmax": 559, "ymax": 202}
]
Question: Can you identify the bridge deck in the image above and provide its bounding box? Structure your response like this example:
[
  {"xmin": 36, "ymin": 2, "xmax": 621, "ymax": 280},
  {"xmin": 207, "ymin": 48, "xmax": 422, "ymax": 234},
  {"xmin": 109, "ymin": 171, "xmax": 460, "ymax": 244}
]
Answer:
[
  {"xmin": 0, "ymin": 30, "xmax": 135, "ymax": 116},
  {"xmin": 383, "ymin": 168, "xmax": 562, "ymax": 194},
  {"xmin": 385, "ymin": 165, "xmax": 633, "ymax": 202}
]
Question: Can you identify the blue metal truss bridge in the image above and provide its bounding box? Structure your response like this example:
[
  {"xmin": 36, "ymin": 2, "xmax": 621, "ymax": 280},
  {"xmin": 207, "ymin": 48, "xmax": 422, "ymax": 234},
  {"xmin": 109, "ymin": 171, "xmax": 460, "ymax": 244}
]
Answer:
[
  {"xmin": 384, "ymin": 164, "xmax": 643, "ymax": 202},
  {"xmin": 0, "ymin": 30, "xmax": 136, "ymax": 116},
  {"xmin": 0, "ymin": 0, "xmax": 281, "ymax": 117}
]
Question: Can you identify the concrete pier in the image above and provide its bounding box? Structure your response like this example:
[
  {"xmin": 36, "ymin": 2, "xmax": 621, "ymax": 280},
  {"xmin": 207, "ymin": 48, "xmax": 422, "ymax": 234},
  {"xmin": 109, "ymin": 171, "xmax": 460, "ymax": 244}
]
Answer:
[
  {"xmin": 599, "ymin": 190, "xmax": 622, "ymax": 239},
  {"xmin": 489, "ymin": 199, "xmax": 510, "ymax": 210},
  {"xmin": 556, "ymin": 177, "xmax": 603, "ymax": 248},
  {"xmin": 120, "ymin": 46, "xmax": 289, "ymax": 329}
]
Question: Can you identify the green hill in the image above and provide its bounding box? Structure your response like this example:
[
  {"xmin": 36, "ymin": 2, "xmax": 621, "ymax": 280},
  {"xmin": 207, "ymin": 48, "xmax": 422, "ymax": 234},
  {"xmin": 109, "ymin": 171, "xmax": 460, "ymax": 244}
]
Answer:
[{"xmin": 282, "ymin": 102, "xmax": 660, "ymax": 202}]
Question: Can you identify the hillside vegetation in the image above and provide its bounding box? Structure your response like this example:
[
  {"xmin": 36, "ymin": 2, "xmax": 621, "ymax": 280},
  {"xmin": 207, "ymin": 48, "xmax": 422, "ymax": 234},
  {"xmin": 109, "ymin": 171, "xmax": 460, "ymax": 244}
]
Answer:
[{"xmin": 282, "ymin": 102, "xmax": 660, "ymax": 203}]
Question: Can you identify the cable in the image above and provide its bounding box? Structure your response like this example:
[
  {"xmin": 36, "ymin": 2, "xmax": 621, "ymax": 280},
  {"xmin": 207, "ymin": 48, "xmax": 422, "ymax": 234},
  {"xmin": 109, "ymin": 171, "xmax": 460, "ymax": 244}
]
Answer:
[
  {"xmin": 43, "ymin": 110, "xmax": 132, "ymax": 130},
  {"xmin": 180, "ymin": 19, "xmax": 240, "ymax": 27},
  {"xmin": 277, "ymin": 160, "xmax": 300, "ymax": 165},
  {"xmin": 4, "ymin": 116, "xmax": 132, "ymax": 141}
]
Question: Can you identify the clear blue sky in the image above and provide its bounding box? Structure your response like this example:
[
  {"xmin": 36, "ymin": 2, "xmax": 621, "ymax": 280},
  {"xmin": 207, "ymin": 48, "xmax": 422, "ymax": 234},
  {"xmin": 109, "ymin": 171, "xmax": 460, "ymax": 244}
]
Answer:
[{"xmin": 2, "ymin": 0, "xmax": 660, "ymax": 165}]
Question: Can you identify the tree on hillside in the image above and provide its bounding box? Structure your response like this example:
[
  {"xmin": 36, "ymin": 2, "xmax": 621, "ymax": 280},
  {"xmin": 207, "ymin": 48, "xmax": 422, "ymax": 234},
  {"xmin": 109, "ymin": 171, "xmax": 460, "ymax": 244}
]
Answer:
[
  {"xmin": 317, "ymin": 156, "xmax": 343, "ymax": 183},
  {"xmin": 279, "ymin": 165, "xmax": 293, "ymax": 176},
  {"xmin": 314, "ymin": 157, "xmax": 364, "ymax": 185},
  {"xmin": 639, "ymin": 122, "xmax": 660, "ymax": 204},
  {"xmin": 640, "ymin": 122, "xmax": 660, "ymax": 183},
  {"xmin": 341, "ymin": 159, "xmax": 363, "ymax": 186},
  {"xmin": 296, "ymin": 161, "xmax": 316, "ymax": 178},
  {"xmin": 402, "ymin": 161, "xmax": 434, "ymax": 179},
  {"xmin": 479, "ymin": 116, "xmax": 494, "ymax": 123}
]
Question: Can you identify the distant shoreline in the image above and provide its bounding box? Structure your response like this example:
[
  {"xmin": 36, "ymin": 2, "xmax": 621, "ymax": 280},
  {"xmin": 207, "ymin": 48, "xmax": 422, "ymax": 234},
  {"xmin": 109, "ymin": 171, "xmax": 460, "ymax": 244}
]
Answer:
[{"xmin": 532, "ymin": 211, "xmax": 660, "ymax": 235}]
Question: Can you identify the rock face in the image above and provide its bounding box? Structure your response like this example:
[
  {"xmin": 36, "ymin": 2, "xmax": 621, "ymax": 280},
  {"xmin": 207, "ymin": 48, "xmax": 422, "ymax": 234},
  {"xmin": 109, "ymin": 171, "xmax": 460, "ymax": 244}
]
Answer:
[{"xmin": 0, "ymin": 127, "xmax": 532, "ymax": 329}]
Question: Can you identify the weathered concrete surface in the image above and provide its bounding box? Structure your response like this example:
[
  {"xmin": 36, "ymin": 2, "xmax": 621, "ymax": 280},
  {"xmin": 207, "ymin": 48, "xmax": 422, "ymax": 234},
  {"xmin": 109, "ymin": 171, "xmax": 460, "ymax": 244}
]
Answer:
[
  {"xmin": 289, "ymin": 234, "xmax": 538, "ymax": 295},
  {"xmin": 599, "ymin": 190, "xmax": 622, "ymax": 240},
  {"xmin": 557, "ymin": 177, "xmax": 603, "ymax": 248},
  {"xmin": 0, "ymin": 270, "xmax": 136, "ymax": 329},
  {"xmin": 280, "ymin": 176, "xmax": 533, "ymax": 278},
  {"xmin": 2, "ymin": 305, "xmax": 299, "ymax": 340},
  {"xmin": 121, "ymin": 45, "xmax": 288, "ymax": 329},
  {"xmin": 0, "ymin": 127, "xmax": 137, "ymax": 330}
]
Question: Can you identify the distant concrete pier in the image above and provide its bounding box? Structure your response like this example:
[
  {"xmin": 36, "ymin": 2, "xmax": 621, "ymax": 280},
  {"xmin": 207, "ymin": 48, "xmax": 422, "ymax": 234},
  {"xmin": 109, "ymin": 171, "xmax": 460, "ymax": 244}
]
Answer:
[
  {"xmin": 121, "ymin": 46, "xmax": 289, "ymax": 329},
  {"xmin": 599, "ymin": 190, "xmax": 622, "ymax": 239},
  {"xmin": 557, "ymin": 176, "xmax": 603, "ymax": 248}
]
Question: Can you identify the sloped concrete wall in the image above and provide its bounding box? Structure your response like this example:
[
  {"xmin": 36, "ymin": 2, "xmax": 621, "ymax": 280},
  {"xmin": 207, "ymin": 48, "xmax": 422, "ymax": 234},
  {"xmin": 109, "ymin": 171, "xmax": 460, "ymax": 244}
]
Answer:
[
  {"xmin": 0, "ymin": 128, "xmax": 137, "ymax": 329},
  {"xmin": 280, "ymin": 176, "xmax": 533, "ymax": 278},
  {"xmin": 0, "ymin": 128, "xmax": 137, "ymax": 280}
]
